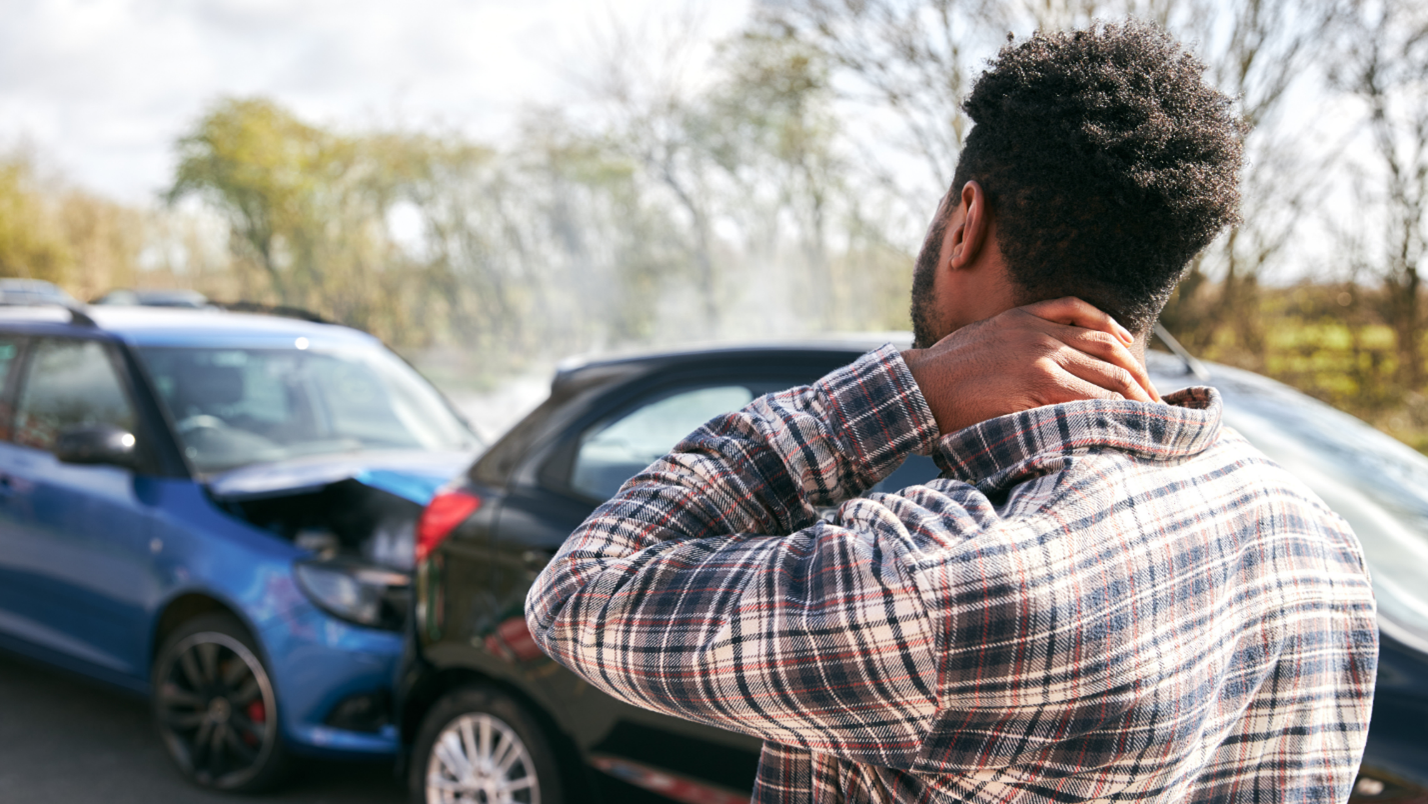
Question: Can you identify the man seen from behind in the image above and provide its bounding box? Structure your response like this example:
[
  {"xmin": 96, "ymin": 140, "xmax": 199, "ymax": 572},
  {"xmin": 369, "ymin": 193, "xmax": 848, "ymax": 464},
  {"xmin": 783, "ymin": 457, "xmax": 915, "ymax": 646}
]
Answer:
[{"xmin": 527, "ymin": 21, "xmax": 1378, "ymax": 802}]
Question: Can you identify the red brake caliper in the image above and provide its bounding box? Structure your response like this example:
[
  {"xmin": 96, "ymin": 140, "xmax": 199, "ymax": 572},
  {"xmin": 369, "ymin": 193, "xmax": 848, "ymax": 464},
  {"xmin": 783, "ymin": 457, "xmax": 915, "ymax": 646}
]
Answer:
[{"xmin": 244, "ymin": 701, "xmax": 266, "ymax": 745}]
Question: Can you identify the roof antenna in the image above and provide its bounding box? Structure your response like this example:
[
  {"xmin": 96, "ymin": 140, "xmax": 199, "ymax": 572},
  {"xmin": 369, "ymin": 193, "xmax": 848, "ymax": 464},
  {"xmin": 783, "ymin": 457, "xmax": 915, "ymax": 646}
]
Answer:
[
  {"xmin": 1152, "ymin": 321, "xmax": 1210, "ymax": 381},
  {"xmin": 65, "ymin": 304, "xmax": 98, "ymax": 328}
]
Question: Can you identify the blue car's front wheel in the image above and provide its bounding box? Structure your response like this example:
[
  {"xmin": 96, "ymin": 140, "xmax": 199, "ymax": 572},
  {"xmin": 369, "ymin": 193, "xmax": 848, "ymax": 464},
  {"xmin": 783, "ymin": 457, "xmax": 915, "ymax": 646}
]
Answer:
[{"xmin": 152, "ymin": 613, "xmax": 289, "ymax": 792}]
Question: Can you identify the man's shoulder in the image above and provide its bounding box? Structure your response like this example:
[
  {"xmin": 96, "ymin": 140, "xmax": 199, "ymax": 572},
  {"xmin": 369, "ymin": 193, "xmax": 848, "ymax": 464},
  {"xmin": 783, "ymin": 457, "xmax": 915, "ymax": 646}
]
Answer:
[
  {"xmin": 995, "ymin": 420, "xmax": 1354, "ymax": 543},
  {"xmin": 1202, "ymin": 423, "xmax": 1344, "ymax": 513}
]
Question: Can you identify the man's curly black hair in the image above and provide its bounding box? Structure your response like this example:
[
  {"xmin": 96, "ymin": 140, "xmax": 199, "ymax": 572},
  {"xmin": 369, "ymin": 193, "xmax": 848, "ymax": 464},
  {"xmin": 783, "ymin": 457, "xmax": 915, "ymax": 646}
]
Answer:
[{"xmin": 948, "ymin": 20, "xmax": 1244, "ymax": 333}]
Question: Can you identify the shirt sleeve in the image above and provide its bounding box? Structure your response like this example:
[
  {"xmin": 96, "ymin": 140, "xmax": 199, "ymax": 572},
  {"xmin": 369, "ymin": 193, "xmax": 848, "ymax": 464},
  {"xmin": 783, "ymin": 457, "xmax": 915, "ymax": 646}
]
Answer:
[{"xmin": 525, "ymin": 346, "xmax": 947, "ymax": 769}]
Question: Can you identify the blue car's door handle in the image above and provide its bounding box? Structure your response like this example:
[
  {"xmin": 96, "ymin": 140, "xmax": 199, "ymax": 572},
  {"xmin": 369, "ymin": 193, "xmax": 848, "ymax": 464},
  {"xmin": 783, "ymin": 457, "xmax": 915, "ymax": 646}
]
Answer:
[{"xmin": 0, "ymin": 472, "xmax": 17, "ymax": 498}]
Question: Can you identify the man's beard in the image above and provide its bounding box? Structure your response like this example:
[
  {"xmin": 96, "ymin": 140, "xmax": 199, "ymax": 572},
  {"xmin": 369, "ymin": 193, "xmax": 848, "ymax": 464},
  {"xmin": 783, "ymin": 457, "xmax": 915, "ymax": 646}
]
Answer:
[{"xmin": 909, "ymin": 216, "xmax": 948, "ymax": 349}]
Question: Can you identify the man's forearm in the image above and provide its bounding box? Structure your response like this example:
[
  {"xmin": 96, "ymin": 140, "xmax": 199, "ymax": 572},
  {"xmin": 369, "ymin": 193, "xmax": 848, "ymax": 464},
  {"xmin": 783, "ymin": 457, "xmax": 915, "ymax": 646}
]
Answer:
[
  {"xmin": 541, "ymin": 345, "xmax": 937, "ymax": 561},
  {"xmin": 522, "ymin": 346, "xmax": 943, "ymax": 760},
  {"xmin": 525, "ymin": 345, "xmax": 939, "ymax": 660}
]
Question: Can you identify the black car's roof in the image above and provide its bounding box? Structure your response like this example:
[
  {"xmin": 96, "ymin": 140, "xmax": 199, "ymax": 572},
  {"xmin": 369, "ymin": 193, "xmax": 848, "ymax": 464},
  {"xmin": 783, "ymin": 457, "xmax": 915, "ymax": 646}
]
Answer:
[{"xmin": 551, "ymin": 335, "xmax": 911, "ymax": 394}]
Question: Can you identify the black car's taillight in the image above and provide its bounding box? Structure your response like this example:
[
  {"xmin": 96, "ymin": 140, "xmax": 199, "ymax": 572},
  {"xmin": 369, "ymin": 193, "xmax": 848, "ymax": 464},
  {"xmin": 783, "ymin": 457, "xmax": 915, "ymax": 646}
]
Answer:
[{"xmin": 416, "ymin": 490, "xmax": 481, "ymax": 562}]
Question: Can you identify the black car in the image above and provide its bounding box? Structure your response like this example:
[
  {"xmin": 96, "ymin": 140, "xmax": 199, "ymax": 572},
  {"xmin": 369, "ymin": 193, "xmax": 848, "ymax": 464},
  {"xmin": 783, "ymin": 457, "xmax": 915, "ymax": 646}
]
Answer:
[
  {"xmin": 398, "ymin": 341, "xmax": 941, "ymax": 803},
  {"xmin": 399, "ymin": 340, "xmax": 1428, "ymax": 803}
]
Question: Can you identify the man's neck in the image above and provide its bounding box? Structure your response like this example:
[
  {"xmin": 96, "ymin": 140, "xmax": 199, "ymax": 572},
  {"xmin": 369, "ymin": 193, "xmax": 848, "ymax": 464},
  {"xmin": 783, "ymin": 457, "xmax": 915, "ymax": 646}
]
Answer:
[{"xmin": 1129, "ymin": 333, "xmax": 1149, "ymax": 365}]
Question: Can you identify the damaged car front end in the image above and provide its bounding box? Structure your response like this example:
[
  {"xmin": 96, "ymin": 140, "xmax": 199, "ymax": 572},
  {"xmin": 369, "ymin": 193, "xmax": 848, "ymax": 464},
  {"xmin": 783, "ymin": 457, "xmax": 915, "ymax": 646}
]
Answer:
[
  {"xmin": 135, "ymin": 334, "xmax": 481, "ymax": 762},
  {"xmin": 195, "ymin": 451, "xmax": 470, "ymax": 743},
  {"xmin": 209, "ymin": 454, "xmax": 462, "ymax": 630}
]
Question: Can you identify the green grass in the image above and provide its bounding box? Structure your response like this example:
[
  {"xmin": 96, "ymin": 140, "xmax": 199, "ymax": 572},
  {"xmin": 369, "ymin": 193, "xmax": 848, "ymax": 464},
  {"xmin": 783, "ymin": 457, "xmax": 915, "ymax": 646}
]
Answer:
[{"xmin": 1185, "ymin": 287, "xmax": 1428, "ymax": 452}]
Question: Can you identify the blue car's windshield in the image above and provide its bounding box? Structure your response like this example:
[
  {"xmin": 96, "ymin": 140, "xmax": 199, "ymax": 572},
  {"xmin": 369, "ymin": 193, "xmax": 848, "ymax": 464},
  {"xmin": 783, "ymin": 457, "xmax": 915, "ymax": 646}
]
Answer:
[{"xmin": 137, "ymin": 345, "xmax": 478, "ymax": 474}]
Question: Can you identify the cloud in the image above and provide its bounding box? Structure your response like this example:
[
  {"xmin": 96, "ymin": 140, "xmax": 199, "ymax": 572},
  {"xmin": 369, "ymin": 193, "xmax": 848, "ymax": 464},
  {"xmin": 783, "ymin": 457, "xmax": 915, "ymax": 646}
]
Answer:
[{"xmin": 0, "ymin": 0, "xmax": 750, "ymax": 202}]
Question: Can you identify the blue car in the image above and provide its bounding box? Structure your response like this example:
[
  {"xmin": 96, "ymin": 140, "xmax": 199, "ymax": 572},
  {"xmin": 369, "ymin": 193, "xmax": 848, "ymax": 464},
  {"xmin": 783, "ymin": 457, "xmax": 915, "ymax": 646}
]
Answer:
[{"xmin": 0, "ymin": 304, "xmax": 480, "ymax": 791}]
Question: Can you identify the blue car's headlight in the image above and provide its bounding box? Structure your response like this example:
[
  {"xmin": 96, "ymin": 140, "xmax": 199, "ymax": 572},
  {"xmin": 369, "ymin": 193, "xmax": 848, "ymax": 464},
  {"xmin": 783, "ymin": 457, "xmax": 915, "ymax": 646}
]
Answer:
[{"xmin": 294, "ymin": 559, "xmax": 410, "ymax": 631}]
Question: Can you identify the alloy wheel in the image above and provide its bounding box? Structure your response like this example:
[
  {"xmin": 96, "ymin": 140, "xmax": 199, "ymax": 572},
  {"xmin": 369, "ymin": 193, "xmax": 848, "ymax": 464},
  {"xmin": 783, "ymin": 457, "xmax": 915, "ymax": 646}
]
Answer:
[
  {"xmin": 425, "ymin": 712, "xmax": 541, "ymax": 804},
  {"xmin": 154, "ymin": 630, "xmax": 278, "ymax": 789}
]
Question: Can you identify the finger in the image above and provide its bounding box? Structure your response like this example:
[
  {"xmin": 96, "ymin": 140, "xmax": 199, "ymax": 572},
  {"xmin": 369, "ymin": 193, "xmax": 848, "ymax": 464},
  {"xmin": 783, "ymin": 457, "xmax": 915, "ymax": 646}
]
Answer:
[
  {"xmin": 1052, "ymin": 348, "xmax": 1156, "ymax": 403},
  {"xmin": 1039, "ymin": 324, "xmax": 1160, "ymax": 402},
  {"xmin": 1020, "ymin": 297, "xmax": 1134, "ymax": 345},
  {"xmin": 1036, "ymin": 361, "xmax": 1131, "ymax": 404},
  {"xmin": 1010, "ymin": 320, "xmax": 1156, "ymax": 401}
]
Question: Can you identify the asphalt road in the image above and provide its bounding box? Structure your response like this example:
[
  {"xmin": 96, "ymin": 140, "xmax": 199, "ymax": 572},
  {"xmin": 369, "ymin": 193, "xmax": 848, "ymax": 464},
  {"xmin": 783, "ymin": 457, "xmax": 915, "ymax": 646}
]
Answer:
[
  {"xmin": 0, "ymin": 649, "xmax": 677, "ymax": 804},
  {"xmin": 0, "ymin": 650, "xmax": 405, "ymax": 804}
]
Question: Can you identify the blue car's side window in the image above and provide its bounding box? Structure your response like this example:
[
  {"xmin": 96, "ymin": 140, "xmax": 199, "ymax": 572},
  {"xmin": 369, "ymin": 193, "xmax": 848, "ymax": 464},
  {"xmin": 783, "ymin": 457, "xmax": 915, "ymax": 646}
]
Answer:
[
  {"xmin": 14, "ymin": 339, "xmax": 136, "ymax": 453},
  {"xmin": 0, "ymin": 337, "xmax": 22, "ymax": 441}
]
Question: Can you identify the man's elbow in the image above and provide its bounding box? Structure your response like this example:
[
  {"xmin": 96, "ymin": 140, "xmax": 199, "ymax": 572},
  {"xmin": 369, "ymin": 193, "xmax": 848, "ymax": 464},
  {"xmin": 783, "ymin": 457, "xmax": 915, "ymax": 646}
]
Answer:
[{"xmin": 523, "ymin": 567, "xmax": 568, "ymax": 656}]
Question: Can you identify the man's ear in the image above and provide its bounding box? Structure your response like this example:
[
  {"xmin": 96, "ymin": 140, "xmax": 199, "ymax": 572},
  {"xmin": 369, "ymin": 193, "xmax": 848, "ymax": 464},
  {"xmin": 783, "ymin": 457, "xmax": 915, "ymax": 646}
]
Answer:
[{"xmin": 947, "ymin": 180, "xmax": 989, "ymax": 271}]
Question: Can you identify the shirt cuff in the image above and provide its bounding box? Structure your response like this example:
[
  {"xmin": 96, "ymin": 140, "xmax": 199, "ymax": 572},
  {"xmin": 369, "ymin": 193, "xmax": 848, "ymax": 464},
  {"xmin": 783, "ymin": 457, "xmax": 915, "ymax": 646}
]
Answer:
[{"xmin": 820, "ymin": 344, "xmax": 941, "ymax": 483}]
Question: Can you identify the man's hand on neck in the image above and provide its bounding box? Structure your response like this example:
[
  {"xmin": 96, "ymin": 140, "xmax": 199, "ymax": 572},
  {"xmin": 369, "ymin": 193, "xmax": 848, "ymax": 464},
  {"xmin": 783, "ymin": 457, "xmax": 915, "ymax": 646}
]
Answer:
[{"xmin": 903, "ymin": 297, "xmax": 1161, "ymax": 436}]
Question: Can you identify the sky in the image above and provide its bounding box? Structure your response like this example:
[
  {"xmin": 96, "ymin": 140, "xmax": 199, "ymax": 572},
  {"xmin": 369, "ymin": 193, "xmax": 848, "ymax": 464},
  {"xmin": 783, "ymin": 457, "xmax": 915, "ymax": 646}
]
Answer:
[{"xmin": 0, "ymin": 0, "xmax": 752, "ymax": 203}]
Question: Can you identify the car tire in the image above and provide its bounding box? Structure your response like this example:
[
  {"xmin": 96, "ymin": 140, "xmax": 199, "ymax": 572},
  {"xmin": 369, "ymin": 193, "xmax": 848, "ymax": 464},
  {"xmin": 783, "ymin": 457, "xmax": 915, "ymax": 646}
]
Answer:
[
  {"xmin": 151, "ymin": 612, "xmax": 288, "ymax": 792},
  {"xmin": 410, "ymin": 685, "xmax": 564, "ymax": 804}
]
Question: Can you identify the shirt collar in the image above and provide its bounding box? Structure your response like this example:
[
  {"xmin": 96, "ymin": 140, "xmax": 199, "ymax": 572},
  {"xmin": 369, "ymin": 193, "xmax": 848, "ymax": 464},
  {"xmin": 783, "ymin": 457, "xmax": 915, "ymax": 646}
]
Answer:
[{"xmin": 931, "ymin": 387, "xmax": 1223, "ymax": 492}]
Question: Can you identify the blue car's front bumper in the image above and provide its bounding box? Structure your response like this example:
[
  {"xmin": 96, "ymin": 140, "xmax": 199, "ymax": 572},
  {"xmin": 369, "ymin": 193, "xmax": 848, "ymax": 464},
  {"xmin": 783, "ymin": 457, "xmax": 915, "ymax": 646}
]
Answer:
[
  {"xmin": 154, "ymin": 479, "xmax": 412, "ymax": 759},
  {"xmin": 258, "ymin": 598, "xmax": 405, "ymax": 757}
]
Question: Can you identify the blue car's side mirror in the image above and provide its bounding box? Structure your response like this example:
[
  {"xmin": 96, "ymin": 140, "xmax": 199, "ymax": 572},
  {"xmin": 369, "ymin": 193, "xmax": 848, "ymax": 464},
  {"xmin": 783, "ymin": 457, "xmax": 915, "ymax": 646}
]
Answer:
[{"xmin": 54, "ymin": 424, "xmax": 140, "ymax": 471}]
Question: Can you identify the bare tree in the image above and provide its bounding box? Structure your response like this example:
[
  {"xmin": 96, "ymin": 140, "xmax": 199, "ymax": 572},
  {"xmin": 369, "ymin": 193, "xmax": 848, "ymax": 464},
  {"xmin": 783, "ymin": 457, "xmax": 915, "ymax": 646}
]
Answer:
[
  {"xmin": 563, "ymin": 7, "xmax": 906, "ymax": 338},
  {"xmin": 571, "ymin": 9, "xmax": 726, "ymax": 328},
  {"xmin": 1332, "ymin": 0, "xmax": 1428, "ymax": 388},
  {"xmin": 755, "ymin": 0, "xmax": 1014, "ymax": 224},
  {"xmin": 1153, "ymin": 0, "xmax": 1344, "ymax": 364},
  {"xmin": 761, "ymin": 0, "xmax": 1345, "ymax": 364}
]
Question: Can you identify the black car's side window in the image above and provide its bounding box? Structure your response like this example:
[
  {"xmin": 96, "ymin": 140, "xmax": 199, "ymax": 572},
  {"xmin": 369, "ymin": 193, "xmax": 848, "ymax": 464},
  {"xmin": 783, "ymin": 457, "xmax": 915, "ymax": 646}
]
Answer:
[
  {"xmin": 871, "ymin": 453, "xmax": 940, "ymax": 494},
  {"xmin": 570, "ymin": 385, "xmax": 755, "ymax": 500},
  {"xmin": 14, "ymin": 338, "xmax": 137, "ymax": 453}
]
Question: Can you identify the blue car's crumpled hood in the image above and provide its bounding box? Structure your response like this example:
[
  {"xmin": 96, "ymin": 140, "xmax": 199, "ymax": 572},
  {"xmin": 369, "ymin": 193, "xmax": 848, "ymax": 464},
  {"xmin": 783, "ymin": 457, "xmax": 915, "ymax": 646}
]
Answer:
[{"xmin": 203, "ymin": 450, "xmax": 475, "ymax": 504}]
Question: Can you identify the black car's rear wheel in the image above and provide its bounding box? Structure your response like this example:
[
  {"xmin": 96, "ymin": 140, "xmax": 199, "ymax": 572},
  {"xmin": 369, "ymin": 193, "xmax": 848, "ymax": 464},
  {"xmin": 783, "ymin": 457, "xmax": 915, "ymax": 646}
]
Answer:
[
  {"xmin": 411, "ymin": 686, "xmax": 563, "ymax": 804},
  {"xmin": 151, "ymin": 613, "xmax": 287, "ymax": 792}
]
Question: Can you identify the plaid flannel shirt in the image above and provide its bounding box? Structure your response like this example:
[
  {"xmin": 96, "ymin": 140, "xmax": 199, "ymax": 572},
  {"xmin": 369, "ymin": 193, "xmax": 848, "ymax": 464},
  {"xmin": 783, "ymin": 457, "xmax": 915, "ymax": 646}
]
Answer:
[{"xmin": 527, "ymin": 345, "xmax": 1378, "ymax": 803}]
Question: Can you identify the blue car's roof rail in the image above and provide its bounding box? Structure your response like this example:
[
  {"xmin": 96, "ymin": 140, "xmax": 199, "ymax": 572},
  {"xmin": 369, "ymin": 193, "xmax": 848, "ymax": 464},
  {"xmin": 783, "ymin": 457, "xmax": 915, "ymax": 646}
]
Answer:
[{"xmin": 0, "ymin": 300, "xmax": 98, "ymax": 328}]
